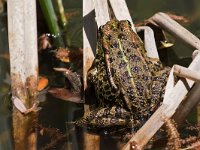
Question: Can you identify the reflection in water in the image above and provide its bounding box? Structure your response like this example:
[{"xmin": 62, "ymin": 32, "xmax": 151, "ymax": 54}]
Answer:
[{"xmin": 0, "ymin": 11, "xmax": 12, "ymax": 150}]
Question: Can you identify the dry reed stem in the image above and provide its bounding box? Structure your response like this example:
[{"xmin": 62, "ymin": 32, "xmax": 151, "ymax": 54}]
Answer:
[{"xmin": 174, "ymin": 65, "xmax": 200, "ymax": 82}]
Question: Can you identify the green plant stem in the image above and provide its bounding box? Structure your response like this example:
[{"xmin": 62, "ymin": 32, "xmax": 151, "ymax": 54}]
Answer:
[
  {"xmin": 56, "ymin": 0, "xmax": 68, "ymax": 27},
  {"xmin": 39, "ymin": 0, "xmax": 64, "ymax": 47}
]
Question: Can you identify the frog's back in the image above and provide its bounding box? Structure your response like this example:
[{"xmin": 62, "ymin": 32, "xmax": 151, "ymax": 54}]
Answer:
[{"xmin": 110, "ymin": 21, "xmax": 153, "ymax": 105}]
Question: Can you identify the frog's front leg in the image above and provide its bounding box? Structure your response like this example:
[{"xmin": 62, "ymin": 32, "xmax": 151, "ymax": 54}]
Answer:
[{"xmin": 75, "ymin": 106, "xmax": 132, "ymax": 128}]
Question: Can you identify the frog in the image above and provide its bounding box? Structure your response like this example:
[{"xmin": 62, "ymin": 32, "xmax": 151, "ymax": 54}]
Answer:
[{"xmin": 76, "ymin": 20, "xmax": 171, "ymax": 132}]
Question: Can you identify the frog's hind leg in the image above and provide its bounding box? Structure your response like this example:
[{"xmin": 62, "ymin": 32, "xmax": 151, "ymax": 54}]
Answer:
[{"xmin": 75, "ymin": 106, "xmax": 131, "ymax": 128}]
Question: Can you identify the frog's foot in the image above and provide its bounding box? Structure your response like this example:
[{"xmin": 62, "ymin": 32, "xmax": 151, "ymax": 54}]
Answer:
[{"xmin": 75, "ymin": 106, "xmax": 131, "ymax": 128}]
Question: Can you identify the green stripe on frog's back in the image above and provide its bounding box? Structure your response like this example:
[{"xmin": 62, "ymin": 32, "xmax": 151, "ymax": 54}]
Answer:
[
  {"xmin": 117, "ymin": 38, "xmax": 135, "ymax": 88},
  {"xmin": 118, "ymin": 23, "xmax": 153, "ymax": 98}
]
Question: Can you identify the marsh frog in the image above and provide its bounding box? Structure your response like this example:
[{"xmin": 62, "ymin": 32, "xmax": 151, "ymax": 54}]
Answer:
[{"xmin": 76, "ymin": 20, "xmax": 170, "ymax": 131}]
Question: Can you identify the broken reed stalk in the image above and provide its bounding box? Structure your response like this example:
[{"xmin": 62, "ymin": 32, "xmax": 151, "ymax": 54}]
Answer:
[
  {"xmin": 192, "ymin": 50, "xmax": 199, "ymax": 59},
  {"xmin": 7, "ymin": 0, "xmax": 38, "ymax": 149},
  {"xmin": 150, "ymin": 12, "xmax": 200, "ymax": 50},
  {"xmin": 83, "ymin": 0, "xmax": 99, "ymax": 149},
  {"xmin": 174, "ymin": 64, "xmax": 200, "ymax": 81},
  {"xmin": 172, "ymin": 59, "xmax": 200, "ymax": 124},
  {"xmin": 136, "ymin": 26, "xmax": 159, "ymax": 59}
]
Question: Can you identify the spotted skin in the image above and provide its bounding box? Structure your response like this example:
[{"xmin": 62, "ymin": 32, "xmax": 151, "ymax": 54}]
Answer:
[{"xmin": 76, "ymin": 20, "xmax": 171, "ymax": 131}]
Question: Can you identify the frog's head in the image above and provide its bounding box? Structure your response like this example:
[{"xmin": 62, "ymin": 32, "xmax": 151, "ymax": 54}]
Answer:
[
  {"xmin": 97, "ymin": 20, "xmax": 120, "ymax": 52},
  {"xmin": 99, "ymin": 20, "xmax": 119, "ymax": 38}
]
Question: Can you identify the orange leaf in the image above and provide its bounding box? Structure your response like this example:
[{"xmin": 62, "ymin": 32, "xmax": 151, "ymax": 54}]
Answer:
[{"xmin": 37, "ymin": 76, "xmax": 48, "ymax": 91}]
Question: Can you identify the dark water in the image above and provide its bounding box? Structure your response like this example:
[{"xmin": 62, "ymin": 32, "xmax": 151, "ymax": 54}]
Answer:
[
  {"xmin": 0, "ymin": 0, "xmax": 200, "ymax": 149},
  {"xmin": 0, "ymin": 9, "xmax": 12, "ymax": 150}
]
